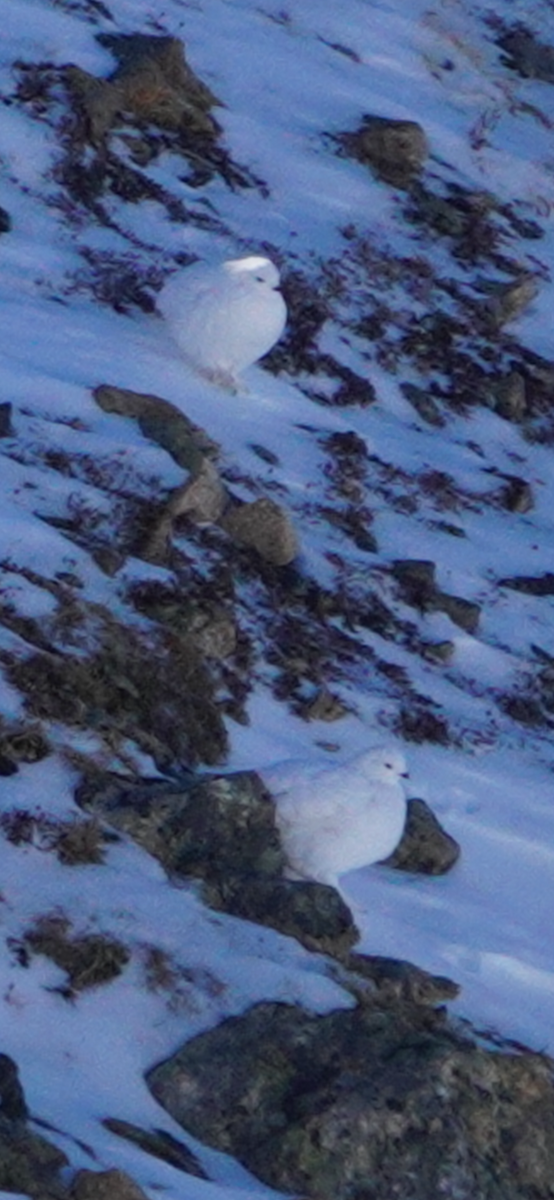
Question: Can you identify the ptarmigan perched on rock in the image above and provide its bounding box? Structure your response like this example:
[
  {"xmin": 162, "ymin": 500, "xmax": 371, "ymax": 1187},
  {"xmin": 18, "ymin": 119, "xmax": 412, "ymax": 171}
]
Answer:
[
  {"xmin": 158, "ymin": 255, "xmax": 287, "ymax": 389},
  {"xmin": 262, "ymin": 746, "xmax": 408, "ymax": 889}
]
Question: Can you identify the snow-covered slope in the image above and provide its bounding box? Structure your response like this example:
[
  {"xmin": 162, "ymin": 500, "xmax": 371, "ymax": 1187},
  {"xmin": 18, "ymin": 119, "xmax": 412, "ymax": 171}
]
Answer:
[{"xmin": 1, "ymin": 0, "xmax": 554, "ymax": 1193}]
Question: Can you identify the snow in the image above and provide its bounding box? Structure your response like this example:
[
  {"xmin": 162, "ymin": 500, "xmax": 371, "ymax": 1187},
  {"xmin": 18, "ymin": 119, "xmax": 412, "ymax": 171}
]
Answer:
[{"xmin": 1, "ymin": 0, "xmax": 554, "ymax": 1193}]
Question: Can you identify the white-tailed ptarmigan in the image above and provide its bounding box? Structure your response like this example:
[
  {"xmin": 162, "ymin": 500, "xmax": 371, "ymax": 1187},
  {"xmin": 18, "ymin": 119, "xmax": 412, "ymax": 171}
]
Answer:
[
  {"xmin": 262, "ymin": 746, "xmax": 408, "ymax": 888},
  {"xmin": 158, "ymin": 255, "xmax": 287, "ymax": 389}
]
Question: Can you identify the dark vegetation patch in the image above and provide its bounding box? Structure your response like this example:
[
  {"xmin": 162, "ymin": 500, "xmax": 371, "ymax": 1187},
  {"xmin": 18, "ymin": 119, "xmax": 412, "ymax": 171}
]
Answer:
[
  {"xmin": 23, "ymin": 912, "xmax": 129, "ymax": 995},
  {"xmin": 1, "ymin": 596, "xmax": 228, "ymax": 770},
  {"xmin": 0, "ymin": 809, "xmax": 106, "ymax": 865},
  {"xmin": 394, "ymin": 704, "xmax": 452, "ymax": 746}
]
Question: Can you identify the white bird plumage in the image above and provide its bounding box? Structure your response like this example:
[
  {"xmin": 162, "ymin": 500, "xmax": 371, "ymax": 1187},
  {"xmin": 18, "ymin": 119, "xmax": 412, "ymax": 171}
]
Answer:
[
  {"xmin": 262, "ymin": 746, "xmax": 408, "ymax": 888},
  {"xmin": 158, "ymin": 255, "xmax": 287, "ymax": 389}
]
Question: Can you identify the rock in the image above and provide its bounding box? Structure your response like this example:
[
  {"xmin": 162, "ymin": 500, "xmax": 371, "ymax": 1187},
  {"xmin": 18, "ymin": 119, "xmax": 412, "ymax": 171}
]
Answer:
[
  {"xmin": 147, "ymin": 999, "xmax": 554, "ymax": 1200},
  {"xmin": 179, "ymin": 606, "xmax": 237, "ymax": 660},
  {"xmin": 93, "ymin": 385, "xmax": 220, "ymax": 470},
  {"xmin": 386, "ymin": 797, "xmax": 461, "ymax": 875},
  {"xmin": 391, "ymin": 561, "xmax": 480, "ymax": 633},
  {"xmin": 0, "ymin": 206, "xmax": 10, "ymax": 234},
  {"xmin": 0, "ymin": 1055, "xmax": 67, "ymax": 1195},
  {"xmin": 92, "ymin": 546, "xmax": 127, "ymax": 575},
  {"xmin": 221, "ymin": 497, "xmax": 299, "ymax": 565},
  {"xmin": 421, "ymin": 640, "xmax": 455, "ymax": 663},
  {"xmin": 0, "ymin": 721, "xmax": 49, "ymax": 763},
  {"xmin": 168, "ymin": 459, "xmax": 227, "ymax": 524},
  {"xmin": 500, "ymin": 572, "xmax": 554, "ymax": 595},
  {"xmin": 499, "ymin": 476, "xmax": 534, "ymax": 513},
  {"xmin": 0, "ymin": 1055, "xmax": 28, "ymax": 1121},
  {"xmin": 72, "ymin": 1168, "xmax": 148, "ymax": 1200},
  {"xmin": 134, "ymin": 460, "xmax": 228, "ymax": 562},
  {"xmin": 401, "ymin": 382, "xmax": 445, "ymax": 426},
  {"xmin": 205, "ymin": 874, "xmax": 358, "ymax": 959},
  {"xmin": 0, "ymin": 403, "xmax": 13, "ymax": 438},
  {"xmin": 485, "ymin": 372, "xmax": 527, "ymax": 421},
  {"xmin": 0, "ymin": 755, "xmax": 17, "ymax": 776},
  {"xmin": 345, "ymin": 115, "xmax": 429, "ymax": 187},
  {"xmin": 433, "ymin": 590, "xmax": 481, "ymax": 634},
  {"xmin": 75, "ymin": 769, "xmax": 358, "ymax": 957},
  {"xmin": 481, "ymin": 276, "xmax": 538, "ymax": 328},
  {"xmin": 65, "ymin": 35, "xmax": 220, "ymax": 145},
  {"xmin": 131, "ymin": 510, "xmax": 173, "ymax": 566},
  {"xmin": 345, "ymin": 953, "xmax": 460, "ymax": 1005},
  {"xmin": 300, "ymin": 688, "xmax": 350, "ymax": 722},
  {"xmin": 498, "ymin": 26, "xmax": 554, "ymax": 83},
  {"xmin": 102, "ymin": 1118, "xmax": 208, "ymax": 1178},
  {"xmin": 392, "ymin": 559, "xmax": 437, "ymax": 601}
]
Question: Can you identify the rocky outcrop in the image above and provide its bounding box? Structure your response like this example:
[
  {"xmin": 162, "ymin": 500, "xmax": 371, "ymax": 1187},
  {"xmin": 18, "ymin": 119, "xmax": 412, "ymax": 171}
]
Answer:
[
  {"xmin": 147, "ymin": 999, "xmax": 554, "ymax": 1200},
  {"xmin": 64, "ymin": 35, "xmax": 221, "ymax": 145}
]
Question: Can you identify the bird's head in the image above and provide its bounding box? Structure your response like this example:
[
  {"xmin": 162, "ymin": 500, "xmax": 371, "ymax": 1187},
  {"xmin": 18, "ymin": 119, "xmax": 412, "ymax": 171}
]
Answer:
[
  {"xmin": 361, "ymin": 746, "xmax": 409, "ymax": 781},
  {"xmin": 225, "ymin": 256, "xmax": 281, "ymax": 289}
]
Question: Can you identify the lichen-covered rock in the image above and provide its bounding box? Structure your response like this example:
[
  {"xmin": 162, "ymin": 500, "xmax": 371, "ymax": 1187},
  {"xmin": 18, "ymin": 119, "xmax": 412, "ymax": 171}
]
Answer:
[{"xmin": 147, "ymin": 999, "xmax": 554, "ymax": 1200}]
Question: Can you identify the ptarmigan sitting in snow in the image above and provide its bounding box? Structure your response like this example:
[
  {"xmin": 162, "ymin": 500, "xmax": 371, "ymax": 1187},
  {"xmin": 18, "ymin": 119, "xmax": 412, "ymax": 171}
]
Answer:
[
  {"xmin": 261, "ymin": 746, "xmax": 408, "ymax": 889},
  {"xmin": 157, "ymin": 255, "xmax": 287, "ymax": 390}
]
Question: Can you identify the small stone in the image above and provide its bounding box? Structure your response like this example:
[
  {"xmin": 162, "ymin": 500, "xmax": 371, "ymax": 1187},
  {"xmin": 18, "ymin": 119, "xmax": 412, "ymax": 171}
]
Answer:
[
  {"xmin": 500, "ymin": 476, "xmax": 534, "ymax": 513},
  {"xmin": 421, "ymin": 640, "xmax": 455, "ymax": 663},
  {"xmin": 486, "ymin": 371, "xmax": 527, "ymax": 421},
  {"xmin": 301, "ymin": 689, "xmax": 349, "ymax": 722},
  {"xmin": 346, "ymin": 115, "xmax": 429, "ymax": 187},
  {"xmin": 0, "ymin": 403, "xmax": 14, "ymax": 437},
  {"xmin": 72, "ymin": 1168, "xmax": 149, "ymax": 1200},
  {"xmin": 386, "ymin": 797, "xmax": 461, "ymax": 875},
  {"xmin": 92, "ymin": 546, "xmax": 126, "ymax": 575},
  {"xmin": 221, "ymin": 498, "xmax": 298, "ymax": 565},
  {"xmin": 391, "ymin": 560, "xmax": 437, "ymax": 609}
]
